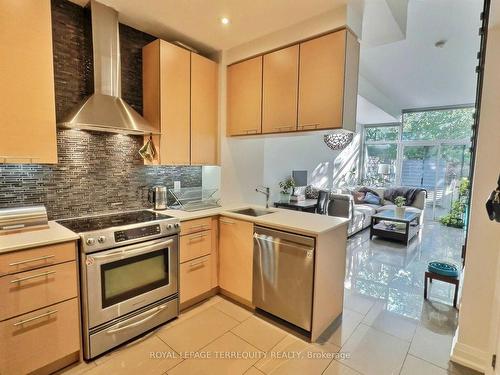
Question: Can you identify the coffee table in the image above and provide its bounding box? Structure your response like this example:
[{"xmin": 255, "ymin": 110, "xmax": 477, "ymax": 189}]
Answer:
[{"xmin": 370, "ymin": 210, "xmax": 421, "ymax": 244}]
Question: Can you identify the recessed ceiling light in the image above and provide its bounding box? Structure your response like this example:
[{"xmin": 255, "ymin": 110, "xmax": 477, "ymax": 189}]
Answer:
[
  {"xmin": 435, "ymin": 39, "xmax": 447, "ymax": 48},
  {"xmin": 220, "ymin": 17, "xmax": 230, "ymax": 25}
]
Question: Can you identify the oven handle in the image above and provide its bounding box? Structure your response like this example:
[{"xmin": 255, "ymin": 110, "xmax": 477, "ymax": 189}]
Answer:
[
  {"xmin": 105, "ymin": 304, "xmax": 167, "ymax": 334},
  {"xmin": 91, "ymin": 239, "xmax": 174, "ymax": 261}
]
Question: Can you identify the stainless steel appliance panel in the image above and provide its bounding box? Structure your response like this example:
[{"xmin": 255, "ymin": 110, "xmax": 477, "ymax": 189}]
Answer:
[
  {"xmin": 88, "ymin": 297, "xmax": 178, "ymax": 358},
  {"xmin": 83, "ymin": 236, "xmax": 178, "ymax": 328},
  {"xmin": 253, "ymin": 226, "xmax": 315, "ymax": 331}
]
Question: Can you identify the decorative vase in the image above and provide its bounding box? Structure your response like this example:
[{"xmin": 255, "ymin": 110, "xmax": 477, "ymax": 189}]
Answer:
[
  {"xmin": 280, "ymin": 192, "xmax": 291, "ymax": 203},
  {"xmin": 395, "ymin": 206, "xmax": 406, "ymax": 218}
]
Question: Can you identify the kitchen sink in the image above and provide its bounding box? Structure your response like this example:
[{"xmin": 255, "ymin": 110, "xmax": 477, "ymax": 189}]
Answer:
[{"xmin": 230, "ymin": 208, "xmax": 273, "ymax": 217}]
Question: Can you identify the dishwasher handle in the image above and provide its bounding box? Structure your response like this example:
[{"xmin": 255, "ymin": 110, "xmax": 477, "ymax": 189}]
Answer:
[{"xmin": 253, "ymin": 233, "xmax": 315, "ymax": 254}]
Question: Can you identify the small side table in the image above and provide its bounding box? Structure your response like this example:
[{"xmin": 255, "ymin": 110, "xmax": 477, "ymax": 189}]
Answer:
[{"xmin": 424, "ymin": 271, "xmax": 460, "ymax": 308}]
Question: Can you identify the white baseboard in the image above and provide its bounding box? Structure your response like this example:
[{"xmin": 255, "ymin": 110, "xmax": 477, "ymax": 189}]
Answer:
[{"xmin": 451, "ymin": 340, "xmax": 490, "ymax": 373}]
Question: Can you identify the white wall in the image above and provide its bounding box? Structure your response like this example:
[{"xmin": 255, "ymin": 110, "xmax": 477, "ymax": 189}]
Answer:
[
  {"xmin": 451, "ymin": 2, "xmax": 500, "ymax": 373},
  {"xmin": 262, "ymin": 132, "xmax": 341, "ymax": 202}
]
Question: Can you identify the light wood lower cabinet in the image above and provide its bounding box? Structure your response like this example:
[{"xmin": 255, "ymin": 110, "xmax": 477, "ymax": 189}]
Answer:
[
  {"xmin": 179, "ymin": 218, "xmax": 215, "ymax": 306},
  {"xmin": 180, "ymin": 255, "xmax": 212, "ymax": 304},
  {"xmin": 218, "ymin": 217, "xmax": 254, "ymax": 303},
  {"xmin": 0, "ymin": 241, "xmax": 80, "ymax": 375},
  {"xmin": 0, "ymin": 261, "xmax": 78, "ymax": 321},
  {"xmin": 0, "ymin": 241, "xmax": 75, "ymax": 276},
  {"xmin": 0, "ymin": 298, "xmax": 80, "ymax": 375},
  {"xmin": 180, "ymin": 230, "xmax": 212, "ymax": 263}
]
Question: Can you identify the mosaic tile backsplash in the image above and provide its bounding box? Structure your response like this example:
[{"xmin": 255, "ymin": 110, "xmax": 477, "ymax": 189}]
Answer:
[{"xmin": 0, "ymin": 0, "xmax": 202, "ymax": 220}]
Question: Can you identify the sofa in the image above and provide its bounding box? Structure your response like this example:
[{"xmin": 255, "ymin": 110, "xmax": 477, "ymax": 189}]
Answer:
[{"xmin": 327, "ymin": 187, "xmax": 426, "ymax": 236}]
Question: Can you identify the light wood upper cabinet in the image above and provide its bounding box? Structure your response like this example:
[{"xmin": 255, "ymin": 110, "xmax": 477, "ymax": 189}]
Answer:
[
  {"xmin": 298, "ymin": 30, "xmax": 345, "ymax": 131},
  {"xmin": 227, "ymin": 56, "xmax": 263, "ymax": 136},
  {"xmin": 143, "ymin": 40, "xmax": 191, "ymax": 165},
  {"xmin": 218, "ymin": 217, "xmax": 254, "ymax": 303},
  {"xmin": 0, "ymin": 0, "xmax": 57, "ymax": 164},
  {"xmin": 226, "ymin": 28, "xmax": 359, "ymax": 137},
  {"xmin": 262, "ymin": 45, "xmax": 299, "ymax": 134},
  {"xmin": 143, "ymin": 40, "xmax": 219, "ymax": 165},
  {"xmin": 191, "ymin": 53, "xmax": 219, "ymax": 165}
]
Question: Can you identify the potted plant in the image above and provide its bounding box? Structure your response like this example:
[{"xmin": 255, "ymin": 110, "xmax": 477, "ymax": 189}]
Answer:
[
  {"xmin": 279, "ymin": 177, "xmax": 295, "ymax": 203},
  {"xmin": 439, "ymin": 177, "xmax": 470, "ymax": 228},
  {"xmin": 394, "ymin": 196, "xmax": 406, "ymax": 217}
]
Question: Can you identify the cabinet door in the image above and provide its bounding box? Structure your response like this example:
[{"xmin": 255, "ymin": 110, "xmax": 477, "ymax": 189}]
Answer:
[
  {"xmin": 218, "ymin": 217, "xmax": 254, "ymax": 302},
  {"xmin": 227, "ymin": 56, "xmax": 262, "ymax": 136},
  {"xmin": 0, "ymin": 0, "xmax": 57, "ymax": 164},
  {"xmin": 191, "ymin": 53, "xmax": 218, "ymax": 165},
  {"xmin": 160, "ymin": 41, "xmax": 191, "ymax": 165},
  {"xmin": 298, "ymin": 30, "xmax": 346, "ymax": 131},
  {"xmin": 180, "ymin": 255, "xmax": 212, "ymax": 304},
  {"xmin": 262, "ymin": 45, "xmax": 299, "ymax": 134}
]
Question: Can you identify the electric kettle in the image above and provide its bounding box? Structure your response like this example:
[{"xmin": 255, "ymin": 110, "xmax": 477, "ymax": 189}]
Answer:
[{"xmin": 148, "ymin": 186, "xmax": 168, "ymax": 210}]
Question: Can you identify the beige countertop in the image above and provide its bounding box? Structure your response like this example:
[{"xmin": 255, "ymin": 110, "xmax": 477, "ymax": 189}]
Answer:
[
  {"xmin": 0, "ymin": 221, "xmax": 80, "ymax": 254},
  {"xmin": 157, "ymin": 204, "xmax": 349, "ymax": 237},
  {"xmin": 0, "ymin": 205, "xmax": 348, "ymax": 254}
]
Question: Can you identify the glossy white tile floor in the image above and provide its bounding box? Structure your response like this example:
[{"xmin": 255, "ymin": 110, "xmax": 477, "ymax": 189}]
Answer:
[{"xmin": 59, "ymin": 220, "xmax": 481, "ymax": 375}]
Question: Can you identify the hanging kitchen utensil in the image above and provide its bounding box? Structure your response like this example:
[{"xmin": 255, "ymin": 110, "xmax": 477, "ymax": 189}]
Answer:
[{"xmin": 139, "ymin": 135, "xmax": 156, "ymax": 161}]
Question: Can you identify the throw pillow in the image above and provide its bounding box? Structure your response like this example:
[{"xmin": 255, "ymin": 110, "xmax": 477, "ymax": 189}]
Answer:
[
  {"xmin": 363, "ymin": 192, "xmax": 381, "ymax": 205},
  {"xmin": 353, "ymin": 191, "xmax": 365, "ymax": 204}
]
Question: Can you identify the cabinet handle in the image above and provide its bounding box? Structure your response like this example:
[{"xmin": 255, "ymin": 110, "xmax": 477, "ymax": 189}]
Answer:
[
  {"xmin": 10, "ymin": 270, "xmax": 56, "ymax": 284},
  {"xmin": 189, "ymin": 258, "xmax": 208, "ymax": 268},
  {"xmin": 13, "ymin": 309, "xmax": 58, "ymax": 326},
  {"xmin": 245, "ymin": 129, "xmax": 259, "ymax": 134},
  {"xmin": 298, "ymin": 124, "xmax": 319, "ymax": 130},
  {"xmin": 273, "ymin": 126, "xmax": 294, "ymax": 131},
  {"xmin": 9, "ymin": 255, "xmax": 55, "ymax": 267},
  {"xmin": 189, "ymin": 233, "xmax": 207, "ymax": 240},
  {"xmin": 189, "ymin": 224, "xmax": 209, "ymax": 230},
  {"xmin": 220, "ymin": 219, "xmax": 235, "ymax": 225},
  {"xmin": 0, "ymin": 156, "xmax": 40, "ymax": 163}
]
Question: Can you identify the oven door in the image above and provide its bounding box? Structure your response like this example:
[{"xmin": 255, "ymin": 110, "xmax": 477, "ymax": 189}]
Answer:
[{"xmin": 83, "ymin": 236, "xmax": 178, "ymax": 329}]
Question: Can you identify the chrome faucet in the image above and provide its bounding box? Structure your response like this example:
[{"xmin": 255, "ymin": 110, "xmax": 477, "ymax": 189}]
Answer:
[{"xmin": 255, "ymin": 186, "xmax": 271, "ymax": 208}]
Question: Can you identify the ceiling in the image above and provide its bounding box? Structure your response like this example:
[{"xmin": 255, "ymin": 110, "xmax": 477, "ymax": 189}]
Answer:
[
  {"xmin": 359, "ymin": 0, "xmax": 483, "ymax": 116},
  {"xmin": 70, "ymin": 0, "xmax": 348, "ymax": 55}
]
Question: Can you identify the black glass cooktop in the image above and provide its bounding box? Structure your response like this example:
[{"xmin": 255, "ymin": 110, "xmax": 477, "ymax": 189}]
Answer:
[{"xmin": 57, "ymin": 210, "xmax": 173, "ymax": 233}]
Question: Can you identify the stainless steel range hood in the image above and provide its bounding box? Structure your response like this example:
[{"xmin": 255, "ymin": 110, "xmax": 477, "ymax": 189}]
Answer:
[{"xmin": 58, "ymin": 0, "xmax": 158, "ymax": 135}]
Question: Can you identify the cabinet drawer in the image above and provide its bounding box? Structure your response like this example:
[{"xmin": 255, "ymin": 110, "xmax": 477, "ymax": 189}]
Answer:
[
  {"xmin": 0, "ymin": 298, "xmax": 80, "ymax": 375},
  {"xmin": 0, "ymin": 241, "xmax": 76, "ymax": 276},
  {"xmin": 180, "ymin": 230, "xmax": 212, "ymax": 263},
  {"xmin": 180, "ymin": 255, "xmax": 212, "ymax": 303},
  {"xmin": 180, "ymin": 217, "xmax": 212, "ymax": 236},
  {"xmin": 0, "ymin": 261, "xmax": 78, "ymax": 321}
]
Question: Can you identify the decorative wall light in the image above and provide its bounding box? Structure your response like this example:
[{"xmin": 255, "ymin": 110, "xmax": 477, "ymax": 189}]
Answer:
[{"xmin": 324, "ymin": 131, "xmax": 355, "ymax": 151}]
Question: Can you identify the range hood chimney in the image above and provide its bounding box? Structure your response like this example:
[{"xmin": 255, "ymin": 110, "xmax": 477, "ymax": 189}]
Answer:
[{"xmin": 58, "ymin": 0, "xmax": 158, "ymax": 135}]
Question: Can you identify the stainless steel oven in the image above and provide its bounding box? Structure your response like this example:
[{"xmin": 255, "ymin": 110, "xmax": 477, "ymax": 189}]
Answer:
[
  {"xmin": 82, "ymin": 236, "xmax": 178, "ymax": 329},
  {"xmin": 57, "ymin": 210, "xmax": 181, "ymax": 359}
]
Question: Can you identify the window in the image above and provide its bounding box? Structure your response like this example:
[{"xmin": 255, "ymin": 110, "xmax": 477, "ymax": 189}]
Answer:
[
  {"xmin": 362, "ymin": 124, "xmax": 399, "ymax": 186},
  {"xmin": 360, "ymin": 107, "xmax": 474, "ymax": 220},
  {"xmin": 402, "ymin": 107, "xmax": 474, "ymax": 141}
]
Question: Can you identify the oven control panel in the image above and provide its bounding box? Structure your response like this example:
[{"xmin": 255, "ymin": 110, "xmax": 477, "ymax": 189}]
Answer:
[{"xmin": 114, "ymin": 224, "xmax": 161, "ymax": 243}]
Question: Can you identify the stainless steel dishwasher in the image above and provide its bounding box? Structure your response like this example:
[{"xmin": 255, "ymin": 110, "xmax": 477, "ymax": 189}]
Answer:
[{"xmin": 253, "ymin": 226, "xmax": 315, "ymax": 331}]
